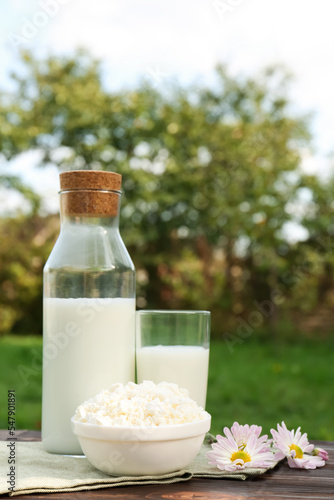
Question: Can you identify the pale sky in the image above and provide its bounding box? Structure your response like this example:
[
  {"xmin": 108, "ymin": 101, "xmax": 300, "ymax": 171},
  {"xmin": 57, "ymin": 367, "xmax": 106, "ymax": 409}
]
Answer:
[{"xmin": 0, "ymin": 0, "xmax": 333, "ymax": 215}]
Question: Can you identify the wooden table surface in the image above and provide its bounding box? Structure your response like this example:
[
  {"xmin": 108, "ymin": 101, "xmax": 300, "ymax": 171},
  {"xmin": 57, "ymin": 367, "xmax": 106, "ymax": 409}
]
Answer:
[{"xmin": 1, "ymin": 430, "xmax": 333, "ymax": 499}]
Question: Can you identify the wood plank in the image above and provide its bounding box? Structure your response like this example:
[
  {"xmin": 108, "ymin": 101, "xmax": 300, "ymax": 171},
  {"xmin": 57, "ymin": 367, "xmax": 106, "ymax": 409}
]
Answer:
[{"xmin": 1, "ymin": 431, "xmax": 333, "ymax": 500}]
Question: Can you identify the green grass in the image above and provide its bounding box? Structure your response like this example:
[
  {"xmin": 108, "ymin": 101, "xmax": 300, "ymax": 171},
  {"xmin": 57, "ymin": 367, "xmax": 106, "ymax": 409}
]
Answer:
[
  {"xmin": 1, "ymin": 335, "xmax": 334, "ymax": 440},
  {"xmin": 0, "ymin": 335, "xmax": 43, "ymax": 430},
  {"xmin": 207, "ymin": 337, "xmax": 334, "ymax": 440}
]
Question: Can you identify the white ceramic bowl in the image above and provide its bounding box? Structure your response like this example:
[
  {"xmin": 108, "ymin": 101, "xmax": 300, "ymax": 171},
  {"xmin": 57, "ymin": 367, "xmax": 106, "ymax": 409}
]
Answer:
[{"xmin": 71, "ymin": 415, "xmax": 211, "ymax": 476}]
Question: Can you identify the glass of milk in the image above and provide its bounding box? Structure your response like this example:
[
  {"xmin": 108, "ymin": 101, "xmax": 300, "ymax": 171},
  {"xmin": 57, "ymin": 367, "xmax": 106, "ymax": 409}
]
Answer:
[{"xmin": 136, "ymin": 310, "xmax": 210, "ymax": 408}]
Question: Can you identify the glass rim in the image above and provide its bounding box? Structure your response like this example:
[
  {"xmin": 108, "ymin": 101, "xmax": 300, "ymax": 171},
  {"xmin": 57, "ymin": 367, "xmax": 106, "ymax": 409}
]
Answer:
[{"xmin": 136, "ymin": 310, "xmax": 210, "ymax": 315}]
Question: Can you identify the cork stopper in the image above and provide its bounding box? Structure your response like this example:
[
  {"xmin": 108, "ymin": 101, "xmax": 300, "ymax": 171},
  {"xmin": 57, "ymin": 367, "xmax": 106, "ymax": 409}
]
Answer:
[
  {"xmin": 59, "ymin": 170, "xmax": 122, "ymax": 217},
  {"xmin": 60, "ymin": 170, "xmax": 122, "ymax": 192}
]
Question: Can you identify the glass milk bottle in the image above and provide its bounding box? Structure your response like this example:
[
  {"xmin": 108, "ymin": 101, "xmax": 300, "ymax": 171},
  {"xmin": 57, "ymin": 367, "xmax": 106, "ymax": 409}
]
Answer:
[{"xmin": 42, "ymin": 170, "xmax": 135, "ymax": 454}]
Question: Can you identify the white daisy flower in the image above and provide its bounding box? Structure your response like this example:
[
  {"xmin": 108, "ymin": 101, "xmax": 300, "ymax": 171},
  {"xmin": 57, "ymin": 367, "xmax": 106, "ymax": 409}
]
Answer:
[
  {"xmin": 207, "ymin": 431, "xmax": 275, "ymax": 472},
  {"xmin": 271, "ymin": 421, "xmax": 326, "ymax": 469},
  {"xmin": 224, "ymin": 421, "xmax": 269, "ymax": 450}
]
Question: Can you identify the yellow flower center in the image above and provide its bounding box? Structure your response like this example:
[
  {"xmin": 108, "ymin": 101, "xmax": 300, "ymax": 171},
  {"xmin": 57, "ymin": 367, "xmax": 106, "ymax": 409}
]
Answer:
[
  {"xmin": 289, "ymin": 444, "xmax": 303, "ymax": 459},
  {"xmin": 231, "ymin": 450, "xmax": 251, "ymax": 463}
]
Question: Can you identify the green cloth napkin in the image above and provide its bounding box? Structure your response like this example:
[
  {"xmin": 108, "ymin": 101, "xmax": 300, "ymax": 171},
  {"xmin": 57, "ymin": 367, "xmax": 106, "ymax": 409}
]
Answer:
[{"xmin": 0, "ymin": 435, "xmax": 280, "ymax": 497}]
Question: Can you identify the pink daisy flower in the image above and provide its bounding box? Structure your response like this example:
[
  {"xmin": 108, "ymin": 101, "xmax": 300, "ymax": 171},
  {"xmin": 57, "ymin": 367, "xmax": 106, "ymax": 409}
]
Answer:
[{"xmin": 312, "ymin": 447, "xmax": 329, "ymax": 461}]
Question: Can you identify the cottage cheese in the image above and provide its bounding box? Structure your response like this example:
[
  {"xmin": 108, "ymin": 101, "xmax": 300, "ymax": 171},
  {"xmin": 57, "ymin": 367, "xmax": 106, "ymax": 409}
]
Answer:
[{"xmin": 73, "ymin": 380, "xmax": 210, "ymax": 427}]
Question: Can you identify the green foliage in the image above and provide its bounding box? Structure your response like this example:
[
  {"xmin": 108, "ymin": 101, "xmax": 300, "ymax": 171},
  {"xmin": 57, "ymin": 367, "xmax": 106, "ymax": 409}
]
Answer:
[
  {"xmin": 0, "ymin": 50, "xmax": 333, "ymax": 335},
  {"xmin": 0, "ymin": 175, "xmax": 41, "ymax": 214}
]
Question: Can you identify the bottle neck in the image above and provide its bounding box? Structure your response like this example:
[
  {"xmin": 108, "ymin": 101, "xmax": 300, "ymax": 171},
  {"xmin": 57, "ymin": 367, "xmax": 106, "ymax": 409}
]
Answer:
[
  {"xmin": 60, "ymin": 212, "xmax": 120, "ymax": 229},
  {"xmin": 59, "ymin": 190, "xmax": 121, "ymax": 229}
]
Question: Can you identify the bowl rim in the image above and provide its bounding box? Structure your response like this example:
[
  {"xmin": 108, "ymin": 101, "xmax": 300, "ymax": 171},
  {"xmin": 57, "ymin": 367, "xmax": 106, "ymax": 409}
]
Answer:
[{"xmin": 71, "ymin": 415, "xmax": 211, "ymax": 442}]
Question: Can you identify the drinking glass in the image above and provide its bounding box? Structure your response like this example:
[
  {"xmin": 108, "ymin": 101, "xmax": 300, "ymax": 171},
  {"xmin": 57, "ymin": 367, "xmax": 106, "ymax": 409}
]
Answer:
[{"xmin": 136, "ymin": 310, "xmax": 210, "ymax": 408}]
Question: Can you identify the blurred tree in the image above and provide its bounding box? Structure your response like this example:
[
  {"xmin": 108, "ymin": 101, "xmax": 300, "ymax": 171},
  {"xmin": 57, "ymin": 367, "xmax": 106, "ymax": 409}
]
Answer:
[
  {"xmin": 284, "ymin": 174, "xmax": 334, "ymax": 332},
  {"xmin": 0, "ymin": 50, "xmax": 332, "ymax": 336}
]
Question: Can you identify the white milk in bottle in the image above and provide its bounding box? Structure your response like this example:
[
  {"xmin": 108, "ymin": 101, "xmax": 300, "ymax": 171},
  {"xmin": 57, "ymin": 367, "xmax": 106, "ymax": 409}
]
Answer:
[
  {"xmin": 42, "ymin": 298, "xmax": 135, "ymax": 454},
  {"xmin": 42, "ymin": 171, "xmax": 135, "ymax": 454}
]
